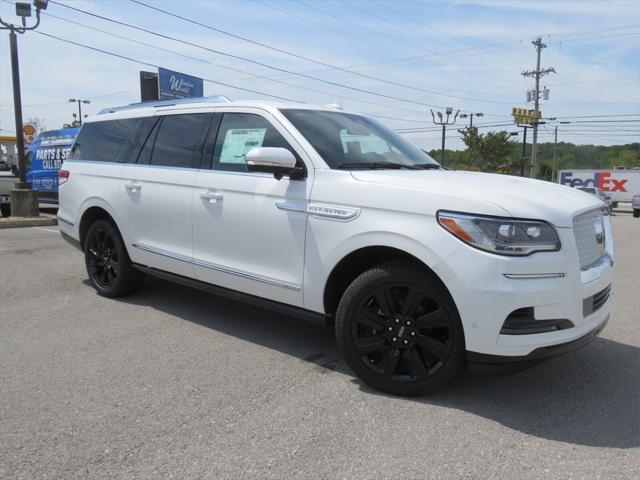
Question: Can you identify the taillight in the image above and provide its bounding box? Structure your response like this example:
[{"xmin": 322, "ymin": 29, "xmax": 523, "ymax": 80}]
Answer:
[{"xmin": 58, "ymin": 170, "xmax": 70, "ymax": 185}]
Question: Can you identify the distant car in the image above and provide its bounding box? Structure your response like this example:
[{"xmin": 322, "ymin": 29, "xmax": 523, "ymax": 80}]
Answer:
[
  {"xmin": 633, "ymin": 195, "xmax": 640, "ymax": 218},
  {"xmin": 0, "ymin": 161, "xmax": 10, "ymax": 171},
  {"xmin": 577, "ymin": 187, "xmax": 613, "ymax": 215}
]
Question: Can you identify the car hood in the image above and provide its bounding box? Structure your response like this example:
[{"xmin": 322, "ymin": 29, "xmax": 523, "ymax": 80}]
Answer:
[{"xmin": 350, "ymin": 169, "xmax": 604, "ymax": 228}]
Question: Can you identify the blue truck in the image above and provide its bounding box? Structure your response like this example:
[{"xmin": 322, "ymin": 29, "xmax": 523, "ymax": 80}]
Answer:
[{"xmin": 26, "ymin": 127, "xmax": 79, "ymax": 203}]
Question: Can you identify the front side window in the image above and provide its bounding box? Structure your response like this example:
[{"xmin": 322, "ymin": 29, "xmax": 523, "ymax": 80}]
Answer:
[
  {"xmin": 281, "ymin": 109, "xmax": 439, "ymax": 169},
  {"xmin": 212, "ymin": 113, "xmax": 298, "ymax": 172},
  {"xmin": 150, "ymin": 114, "xmax": 210, "ymax": 168},
  {"xmin": 71, "ymin": 118, "xmax": 145, "ymax": 162}
]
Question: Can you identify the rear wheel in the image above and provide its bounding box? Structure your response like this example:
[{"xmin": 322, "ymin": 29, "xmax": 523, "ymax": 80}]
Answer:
[
  {"xmin": 336, "ymin": 263, "xmax": 465, "ymax": 396},
  {"xmin": 84, "ymin": 219, "xmax": 144, "ymax": 297}
]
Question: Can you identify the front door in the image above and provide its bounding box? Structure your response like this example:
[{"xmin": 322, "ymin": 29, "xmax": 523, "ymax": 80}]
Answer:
[{"xmin": 192, "ymin": 111, "xmax": 312, "ymax": 307}]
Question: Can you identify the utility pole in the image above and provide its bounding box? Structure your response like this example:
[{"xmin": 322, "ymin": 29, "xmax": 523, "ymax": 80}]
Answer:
[
  {"xmin": 522, "ymin": 37, "xmax": 555, "ymax": 179},
  {"xmin": 430, "ymin": 107, "xmax": 460, "ymax": 165},
  {"xmin": 0, "ymin": 1, "xmax": 50, "ymax": 218}
]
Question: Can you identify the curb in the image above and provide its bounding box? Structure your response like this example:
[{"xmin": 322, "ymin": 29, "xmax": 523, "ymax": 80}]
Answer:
[{"xmin": 0, "ymin": 216, "xmax": 58, "ymax": 229}]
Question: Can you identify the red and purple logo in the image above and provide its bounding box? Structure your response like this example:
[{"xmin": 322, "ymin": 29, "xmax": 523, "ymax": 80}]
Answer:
[{"xmin": 560, "ymin": 172, "xmax": 628, "ymax": 192}]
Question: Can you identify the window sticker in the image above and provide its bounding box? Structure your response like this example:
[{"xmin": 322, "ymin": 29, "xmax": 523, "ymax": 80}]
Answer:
[{"xmin": 219, "ymin": 128, "xmax": 267, "ymax": 164}]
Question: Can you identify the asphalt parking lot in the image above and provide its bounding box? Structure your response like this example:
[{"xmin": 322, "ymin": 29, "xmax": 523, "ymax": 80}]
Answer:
[{"xmin": 1, "ymin": 211, "xmax": 638, "ymax": 479}]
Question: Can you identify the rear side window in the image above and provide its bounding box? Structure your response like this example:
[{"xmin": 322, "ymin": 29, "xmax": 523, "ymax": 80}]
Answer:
[
  {"xmin": 71, "ymin": 118, "xmax": 146, "ymax": 162},
  {"xmin": 149, "ymin": 114, "xmax": 210, "ymax": 168}
]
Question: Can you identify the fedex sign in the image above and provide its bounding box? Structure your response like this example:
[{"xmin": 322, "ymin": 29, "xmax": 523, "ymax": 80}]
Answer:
[{"xmin": 560, "ymin": 171, "xmax": 628, "ymax": 192}]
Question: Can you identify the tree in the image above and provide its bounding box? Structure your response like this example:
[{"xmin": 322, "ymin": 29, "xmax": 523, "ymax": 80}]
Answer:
[
  {"xmin": 460, "ymin": 128, "xmax": 517, "ymax": 172},
  {"xmin": 460, "ymin": 127, "xmax": 481, "ymax": 170}
]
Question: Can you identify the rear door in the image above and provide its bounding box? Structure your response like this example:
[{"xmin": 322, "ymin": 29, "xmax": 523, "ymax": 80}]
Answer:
[{"xmin": 118, "ymin": 111, "xmax": 213, "ymax": 278}]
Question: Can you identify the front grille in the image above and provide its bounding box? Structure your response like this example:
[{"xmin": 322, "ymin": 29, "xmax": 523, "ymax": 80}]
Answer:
[
  {"xmin": 583, "ymin": 285, "xmax": 611, "ymax": 317},
  {"xmin": 572, "ymin": 210, "xmax": 605, "ymax": 270}
]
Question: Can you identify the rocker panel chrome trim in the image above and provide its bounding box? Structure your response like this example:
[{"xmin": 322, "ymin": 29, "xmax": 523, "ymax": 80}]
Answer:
[{"xmin": 132, "ymin": 243, "xmax": 301, "ymax": 291}]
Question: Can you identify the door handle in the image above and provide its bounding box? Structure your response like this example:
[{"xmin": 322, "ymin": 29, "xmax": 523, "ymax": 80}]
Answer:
[
  {"xmin": 200, "ymin": 191, "xmax": 224, "ymax": 203},
  {"xmin": 125, "ymin": 182, "xmax": 142, "ymax": 193}
]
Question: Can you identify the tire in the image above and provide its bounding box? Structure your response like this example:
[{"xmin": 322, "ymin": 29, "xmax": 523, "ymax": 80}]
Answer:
[
  {"xmin": 0, "ymin": 204, "xmax": 10, "ymax": 218},
  {"xmin": 634, "ymin": 210, "xmax": 639, "ymax": 218},
  {"xmin": 84, "ymin": 219, "xmax": 144, "ymax": 297},
  {"xmin": 336, "ymin": 263, "xmax": 465, "ymax": 396}
]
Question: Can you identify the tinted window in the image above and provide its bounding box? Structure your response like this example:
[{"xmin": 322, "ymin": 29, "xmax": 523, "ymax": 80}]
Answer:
[
  {"xmin": 150, "ymin": 114, "xmax": 209, "ymax": 168},
  {"xmin": 71, "ymin": 119, "xmax": 145, "ymax": 162},
  {"xmin": 281, "ymin": 109, "xmax": 438, "ymax": 169},
  {"xmin": 212, "ymin": 113, "xmax": 297, "ymax": 172},
  {"xmin": 118, "ymin": 117, "xmax": 158, "ymax": 163}
]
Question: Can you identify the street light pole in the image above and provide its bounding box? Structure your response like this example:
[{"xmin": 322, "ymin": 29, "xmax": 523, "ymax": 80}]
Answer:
[
  {"xmin": 430, "ymin": 107, "xmax": 460, "ymax": 166},
  {"xmin": 8, "ymin": 29, "xmax": 27, "ymax": 189},
  {"xmin": 518, "ymin": 125, "xmax": 529, "ymax": 177},
  {"xmin": 459, "ymin": 112, "xmax": 483, "ymax": 129},
  {"xmin": 0, "ymin": 1, "xmax": 50, "ymax": 217},
  {"xmin": 68, "ymin": 99, "xmax": 91, "ymax": 125}
]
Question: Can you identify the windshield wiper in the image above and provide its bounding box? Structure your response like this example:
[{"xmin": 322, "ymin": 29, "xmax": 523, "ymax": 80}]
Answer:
[
  {"xmin": 337, "ymin": 161, "xmax": 421, "ymax": 170},
  {"xmin": 413, "ymin": 163, "xmax": 442, "ymax": 170}
]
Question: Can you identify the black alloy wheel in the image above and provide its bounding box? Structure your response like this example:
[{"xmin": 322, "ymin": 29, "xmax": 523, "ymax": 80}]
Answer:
[
  {"xmin": 84, "ymin": 219, "xmax": 144, "ymax": 297},
  {"xmin": 336, "ymin": 263, "xmax": 464, "ymax": 396},
  {"xmin": 86, "ymin": 224, "xmax": 120, "ymax": 290}
]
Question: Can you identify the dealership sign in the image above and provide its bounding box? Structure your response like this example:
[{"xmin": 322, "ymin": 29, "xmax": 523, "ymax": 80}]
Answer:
[{"xmin": 158, "ymin": 68, "xmax": 203, "ymax": 100}]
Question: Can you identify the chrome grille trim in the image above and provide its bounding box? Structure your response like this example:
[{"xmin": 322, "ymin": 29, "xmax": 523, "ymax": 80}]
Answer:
[{"xmin": 572, "ymin": 209, "xmax": 605, "ymax": 270}]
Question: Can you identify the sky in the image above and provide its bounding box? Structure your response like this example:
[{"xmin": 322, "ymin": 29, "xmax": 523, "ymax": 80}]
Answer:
[{"xmin": 1, "ymin": 0, "xmax": 639, "ymax": 150}]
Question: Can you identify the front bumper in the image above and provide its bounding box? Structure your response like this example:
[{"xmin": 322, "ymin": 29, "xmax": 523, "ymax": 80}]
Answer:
[
  {"xmin": 432, "ymin": 216, "xmax": 614, "ymax": 359},
  {"xmin": 467, "ymin": 315, "xmax": 608, "ymax": 366}
]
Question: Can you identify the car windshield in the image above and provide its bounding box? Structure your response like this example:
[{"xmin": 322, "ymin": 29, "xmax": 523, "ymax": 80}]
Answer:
[
  {"xmin": 578, "ymin": 187, "xmax": 596, "ymax": 194},
  {"xmin": 281, "ymin": 109, "xmax": 440, "ymax": 170}
]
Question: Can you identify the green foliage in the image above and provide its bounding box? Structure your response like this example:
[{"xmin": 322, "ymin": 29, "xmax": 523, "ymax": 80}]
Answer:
[{"xmin": 429, "ymin": 134, "xmax": 639, "ymax": 175}]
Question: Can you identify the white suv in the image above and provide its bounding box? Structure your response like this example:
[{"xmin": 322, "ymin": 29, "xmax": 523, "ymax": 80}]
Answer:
[{"xmin": 58, "ymin": 98, "xmax": 614, "ymax": 396}]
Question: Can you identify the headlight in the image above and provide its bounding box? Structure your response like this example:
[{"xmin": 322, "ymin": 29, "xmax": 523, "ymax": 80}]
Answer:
[{"xmin": 437, "ymin": 211, "xmax": 561, "ymax": 256}]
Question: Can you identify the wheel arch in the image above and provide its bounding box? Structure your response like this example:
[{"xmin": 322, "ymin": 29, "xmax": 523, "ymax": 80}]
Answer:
[
  {"xmin": 77, "ymin": 201, "xmax": 120, "ymax": 250},
  {"xmin": 322, "ymin": 243, "xmax": 456, "ymax": 320}
]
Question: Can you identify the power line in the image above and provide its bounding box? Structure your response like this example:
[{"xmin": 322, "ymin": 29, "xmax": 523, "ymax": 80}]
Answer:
[
  {"xmin": 39, "ymin": 9, "xmax": 440, "ymax": 118},
  {"xmin": 34, "ymin": 31, "xmax": 305, "ymax": 103},
  {"xmin": 551, "ymin": 113, "xmax": 640, "ymax": 119},
  {"xmin": 47, "ymin": 0, "xmax": 455, "ymax": 110},
  {"xmin": 126, "ymin": 0, "xmax": 520, "ymax": 105}
]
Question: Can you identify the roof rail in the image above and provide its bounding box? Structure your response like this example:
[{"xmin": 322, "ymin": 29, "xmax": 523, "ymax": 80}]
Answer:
[{"xmin": 97, "ymin": 95, "xmax": 232, "ymax": 115}]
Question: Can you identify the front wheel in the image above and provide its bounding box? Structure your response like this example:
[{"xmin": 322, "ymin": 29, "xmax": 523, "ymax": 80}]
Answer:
[
  {"xmin": 84, "ymin": 219, "xmax": 144, "ymax": 297},
  {"xmin": 336, "ymin": 263, "xmax": 465, "ymax": 396}
]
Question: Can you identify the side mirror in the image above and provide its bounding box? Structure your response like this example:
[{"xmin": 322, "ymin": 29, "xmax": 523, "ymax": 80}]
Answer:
[{"xmin": 245, "ymin": 147, "xmax": 303, "ymax": 180}]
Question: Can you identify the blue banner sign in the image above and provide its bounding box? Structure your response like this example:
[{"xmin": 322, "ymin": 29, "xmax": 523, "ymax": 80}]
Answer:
[{"xmin": 158, "ymin": 68, "xmax": 204, "ymax": 100}]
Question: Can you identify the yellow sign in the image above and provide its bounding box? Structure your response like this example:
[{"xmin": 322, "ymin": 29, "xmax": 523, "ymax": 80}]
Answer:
[
  {"xmin": 511, "ymin": 108, "xmax": 541, "ymax": 125},
  {"xmin": 23, "ymin": 124, "xmax": 36, "ymax": 136}
]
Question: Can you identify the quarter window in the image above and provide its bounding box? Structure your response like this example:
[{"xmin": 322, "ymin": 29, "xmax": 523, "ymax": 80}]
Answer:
[
  {"xmin": 71, "ymin": 118, "xmax": 146, "ymax": 162},
  {"xmin": 212, "ymin": 113, "xmax": 298, "ymax": 172},
  {"xmin": 149, "ymin": 114, "xmax": 210, "ymax": 168}
]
